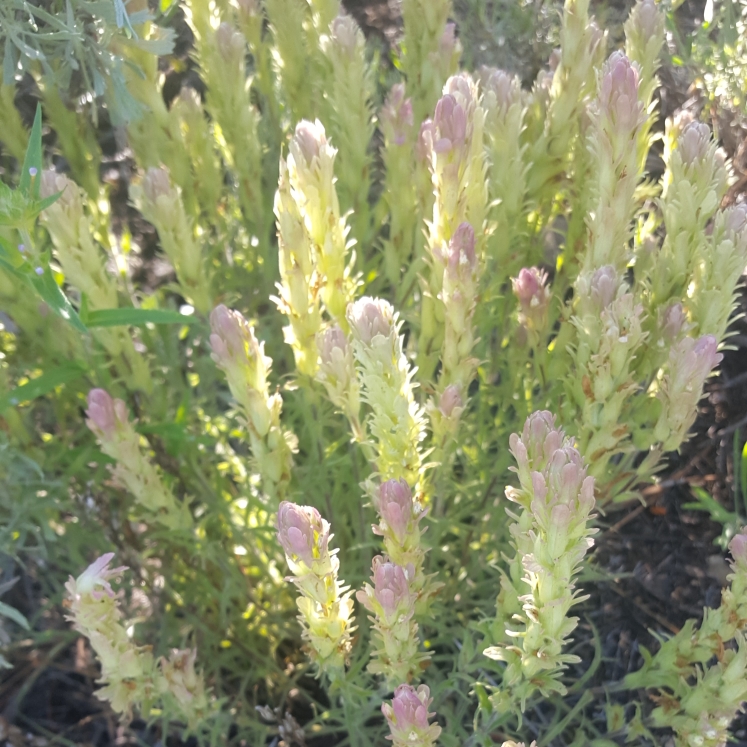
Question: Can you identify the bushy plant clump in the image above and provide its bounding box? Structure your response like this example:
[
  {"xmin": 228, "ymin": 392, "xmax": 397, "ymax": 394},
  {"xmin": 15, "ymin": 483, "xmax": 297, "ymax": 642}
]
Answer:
[{"xmin": 1, "ymin": 0, "xmax": 747, "ymax": 744}]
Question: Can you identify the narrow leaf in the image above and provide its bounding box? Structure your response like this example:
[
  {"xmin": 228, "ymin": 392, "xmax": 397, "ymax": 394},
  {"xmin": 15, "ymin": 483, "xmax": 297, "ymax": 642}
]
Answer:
[
  {"xmin": 0, "ymin": 363, "xmax": 85, "ymax": 413},
  {"xmin": 85, "ymin": 307, "xmax": 197, "ymax": 328}
]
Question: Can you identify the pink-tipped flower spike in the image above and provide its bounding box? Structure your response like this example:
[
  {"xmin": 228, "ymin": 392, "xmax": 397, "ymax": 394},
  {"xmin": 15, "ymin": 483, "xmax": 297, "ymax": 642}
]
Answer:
[
  {"xmin": 357, "ymin": 557, "xmax": 427, "ymax": 685},
  {"xmin": 85, "ymin": 389, "xmax": 192, "ymax": 530},
  {"xmin": 276, "ymin": 502, "xmax": 354, "ymax": 673},
  {"xmin": 655, "ymin": 335, "xmax": 723, "ymax": 450},
  {"xmin": 382, "ymin": 684, "xmax": 442, "ymax": 747},
  {"xmin": 316, "ymin": 325, "xmax": 365, "ymax": 443},
  {"xmin": 487, "ymin": 412, "xmax": 597, "ymax": 709},
  {"xmin": 438, "ymin": 220, "xmax": 480, "ymax": 407},
  {"xmin": 371, "ymin": 477, "xmax": 431, "ymax": 609},
  {"xmin": 210, "ymin": 305, "xmax": 294, "ymax": 501}
]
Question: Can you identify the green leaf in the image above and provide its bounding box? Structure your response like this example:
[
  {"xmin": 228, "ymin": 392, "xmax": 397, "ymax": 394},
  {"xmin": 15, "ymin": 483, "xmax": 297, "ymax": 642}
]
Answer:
[
  {"xmin": 0, "ymin": 363, "xmax": 85, "ymax": 413},
  {"xmin": 29, "ymin": 265, "xmax": 87, "ymax": 333},
  {"xmin": 19, "ymin": 104, "xmax": 43, "ymax": 199},
  {"xmin": 84, "ymin": 307, "xmax": 197, "ymax": 328},
  {"xmin": 741, "ymin": 440, "xmax": 747, "ymax": 516},
  {"xmin": 0, "ymin": 601, "xmax": 30, "ymax": 630}
]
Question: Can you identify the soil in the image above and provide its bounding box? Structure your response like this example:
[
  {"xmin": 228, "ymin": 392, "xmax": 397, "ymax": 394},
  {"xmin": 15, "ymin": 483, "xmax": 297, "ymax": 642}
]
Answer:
[{"xmin": 2, "ymin": 0, "xmax": 747, "ymax": 745}]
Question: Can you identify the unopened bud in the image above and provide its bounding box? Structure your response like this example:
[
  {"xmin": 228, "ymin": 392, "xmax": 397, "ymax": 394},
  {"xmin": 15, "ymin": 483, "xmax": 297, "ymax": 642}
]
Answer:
[
  {"xmin": 513, "ymin": 267, "xmax": 551, "ymax": 332},
  {"xmin": 209, "ymin": 305, "xmax": 251, "ymax": 368},
  {"xmin": 382, "ymin": 684, "xmax": 442, "ymax": 746},
  {"xmin": 590, "ymin": 265, "xmax": 619, "ymax": 310},
  {"xmin": 291, "ymin": 120, "xmax": 327, "ymax": 167},
  {"xmin": 439, "ymin": 384, "xmax": 463, "ymax": 417},
  {"xmin": 86, "ymin": 389, "xmax": 129, "ymax": 438},
  {"xmin": 318, "ymin": 325, "xmax": 349, "ymax": 366},
  {"xmin": 598, "ymin": 51, "xmax": 643, "ymax": 132},
  {"xmin": 329, "ymin": 15, "xmax": 359, "ymax": 57},
  {"xmin": 730, "ymin": 531, "xmax": 747, "ymax": 566},
  {"xmin": 629, "ymin": 0, "xmax": 665, "ymax": 42},
  {"xmin": 347, "ymin": 297, "xmax": 394, "ymax": 345},
  {"xmin": 678, "ymin": 121, "xmax": 712, "ymax": 166},
  {"xmin": 661, "ymin": 302, "xmax": 688, "ymax": 341},
  {"xmin": 381, "ymin": 84, "xmax": 414, "ymax": 146},
  {"xmin": 276, "ymin": 502, "xmax": 329, "ymax": 567},
  {"xmin": 723, "ymin": 203, "xmax": 747, "ymax": 238},
  {"xmin": 378, "ymin": 479, "xmax": 414, "ymax": 542},
  {"xmin": 432, "ymin": 94, "xmax": 467, "ymax": 154}
]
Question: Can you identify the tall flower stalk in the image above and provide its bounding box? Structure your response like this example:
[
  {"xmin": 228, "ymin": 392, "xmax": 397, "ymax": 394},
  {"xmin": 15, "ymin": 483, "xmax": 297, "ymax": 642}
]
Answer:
[
  {"xmin": 277, "ymin": 502, "xmax": 355, "ymax": 676},
  {"xmin": 486, "ymin": 412, "xmax": 596, "ymax": 712}
]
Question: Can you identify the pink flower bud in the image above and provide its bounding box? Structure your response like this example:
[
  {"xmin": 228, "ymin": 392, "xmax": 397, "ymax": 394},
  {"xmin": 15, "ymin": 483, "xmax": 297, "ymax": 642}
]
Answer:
[
  {"xmin": 381, "ymin": 84, "xmax": 414, "ymax": 146},
  {"xmin": 347, "ymin": 297, "xmax": 394, "ymax": 345},
  {"xmin": 512, "ymin": 267, "xmax": 547, "ymax": 310},
  {"xmin": 382, "ymin": 684, "xmax": 441, "ymax": 744},
  {"xmin": 318, "ymin": 325, "xmax": 348, "ymax": 366},
  {"xmin": 678, "ymin": 121, "xmax": 712, "ymax": 166},
  {"xmin": 378, "ymin": 479, "xmax": 414, "ymax": 541},
  {"xmin": 276, "ymin": 502, "xmax": 329, "ymax": 567},
  {"xmin": 142, "ymin": 167, "xmax": 172, "ymax": 204},
  {"xmin": 670, "ymin": 334, "xmax": 723, "ymax": 393},
  {"xmin": 439, "ymin": 384, "xmax": 463, "ymax": 417},
  {"xmin": 432, "ymin": 94, "xmax": 467, "ymax": 154},
  {"xmin": 292, "ymin": 120, "xmax": 327, "ymax": 166},
  {"xmin": 448, "ymin": 222, "xmax": 476, "ymax": 269},
  {"xmin": 215, "ymin": 23, "xmax": 245, "ymax": 62},
  {"xmin": 86, "ymin": 389, "xmax": 129, "ymax": 438},
  {"xmin": 590, "ymin": 265, "xmax": 619, "ymax": 311},
  {"xmin": 629, "ymin": 0, "xmax": 664, "ymax": 41},
  {"xmin": 329, "ymin": 15, "xmax": 359, "ymax": 57},
  {"xmin": 729, "ymin": 532, "xmax": 747, "ymax": 565},
  {"xmin": 661, "ymin": 302, "xmax": 687, "ymax": 341},
  {"xmin": 370, "ymin": 557, "xmax": 412, "ymax": 617},
  {"xmin": 482, "ymin": 68, "xmax": 522, "ymax": 112},
  {"xmin": 512, "ymin": 268, "xmax": 550, "ymax": 332},
  {"xmin": 598, "ymin": 51, "xmax": 643, "ymax": 132},
  {"xmin": 510, "ymin": 411, "xmax": 566, "ymax": 480},
  {"xmin": 209, "ymin": 305, "xmax": 249, "ymax": 367},
  {"xmin": 723, "ymin": 203, "xmax": 747, "ymax": 238}
]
